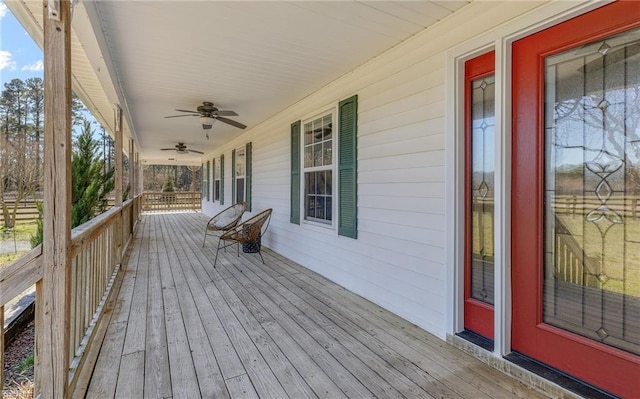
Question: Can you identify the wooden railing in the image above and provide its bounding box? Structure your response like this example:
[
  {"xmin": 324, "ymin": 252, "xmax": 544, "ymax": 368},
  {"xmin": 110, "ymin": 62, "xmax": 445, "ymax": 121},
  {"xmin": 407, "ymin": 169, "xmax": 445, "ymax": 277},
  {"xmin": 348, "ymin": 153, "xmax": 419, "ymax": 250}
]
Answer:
[
  {"xmin": 142, "ymin": 191, "xmax": 201, "ymax": 212},
  {"xmin": 553, "ymin": 215, "xmax": 600, "ymax": 287},
  {"xmin": 0, "ymin": 194, "xmax": 143, "ymax": 395}
]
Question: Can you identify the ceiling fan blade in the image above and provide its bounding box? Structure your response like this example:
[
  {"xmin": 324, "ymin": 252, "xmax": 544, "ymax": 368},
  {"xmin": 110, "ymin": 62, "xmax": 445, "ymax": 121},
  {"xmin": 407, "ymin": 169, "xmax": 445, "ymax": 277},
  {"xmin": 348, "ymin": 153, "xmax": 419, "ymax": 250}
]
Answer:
[
  {"xmin": 212, "ymin": 110, "xmax": 238, "ymax": 116},
  {"xmin": 160, "ymin": 148, "xmax": 174, "ymax": 151},
  {"xmin": 164, "ymin": 114, "xmax": 198, "ymax": 118},
  {"xmin": 189, "ymin": 149, "xmax": 204, "ymax": 154},
  {"xmin": 216, "ymin": 116, "xmax": 247, "ymax": 129},
  {"xmin": 174, "ymin": 109, "xmax": 199, "ymax": 113}
]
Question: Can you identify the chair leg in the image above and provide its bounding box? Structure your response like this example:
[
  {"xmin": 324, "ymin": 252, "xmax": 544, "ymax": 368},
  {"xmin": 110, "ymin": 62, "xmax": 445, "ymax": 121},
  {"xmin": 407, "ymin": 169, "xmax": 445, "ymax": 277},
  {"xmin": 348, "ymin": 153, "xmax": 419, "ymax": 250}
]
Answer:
[
  {"xmin": 237, "ymin": 242, "xmax": 240, "ymax": 257},
  {"xmin": 258, "ymin": 249, "xmax": 265, "ymax": 265},
  {"xmin": 213, "ymin": 239, "xmax": 221, "ymax": 268}
]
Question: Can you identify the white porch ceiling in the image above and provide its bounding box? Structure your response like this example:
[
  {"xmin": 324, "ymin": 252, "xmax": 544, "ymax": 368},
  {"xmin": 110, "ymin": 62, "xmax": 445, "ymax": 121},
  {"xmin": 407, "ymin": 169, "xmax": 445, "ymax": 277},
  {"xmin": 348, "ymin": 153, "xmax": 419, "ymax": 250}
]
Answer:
[{"xmin": 8, "ymin": 0, "xmax": 469, "ymax": 164}]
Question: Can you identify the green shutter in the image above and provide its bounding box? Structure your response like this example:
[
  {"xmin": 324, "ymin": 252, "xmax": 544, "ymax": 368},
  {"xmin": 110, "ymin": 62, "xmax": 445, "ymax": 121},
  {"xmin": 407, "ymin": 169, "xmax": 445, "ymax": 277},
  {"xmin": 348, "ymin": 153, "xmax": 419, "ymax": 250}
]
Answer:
[
  {"xmin": 290, "ymin": 120, "xmax": 301, "ymax": 225},
  {"xmin": 220, "ymin": 154, "xmax": 225, "ymax": 205},
  {"xmin": 338, "ymin": 95, "xmax": 358, "ymax": 239},
  {"xmin": 246, "ymin": 142, "xmax": 252, "ymax": 212},
  {"xmin": 231, "ymin": 149, "xmax": 237, "ymax": 203},
  {"xmin": 206, "ymin": 161, "xmax": 210, "ymax": 201}
]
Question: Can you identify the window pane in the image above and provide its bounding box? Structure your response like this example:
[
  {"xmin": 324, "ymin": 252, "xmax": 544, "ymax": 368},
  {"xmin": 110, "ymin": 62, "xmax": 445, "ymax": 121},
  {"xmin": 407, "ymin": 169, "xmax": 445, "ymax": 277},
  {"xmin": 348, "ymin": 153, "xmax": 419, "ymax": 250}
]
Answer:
[
  {"xmin": 470, "ymin": 74, "xmax": 496, "ymax": 306},
  {"xmin": 316, "ymin": 196, "xmax": 325, "ymax": 220},
  {"xmin": 313, "ymin": 143, "xmax": 322, "ymax": 167},
  {"xmin": 304, "ymin": 122, "xmax": 313, "ymax": 145},
  {"xmin": 323, "ymin": 140, "xmax": 332, "ymax": 165},
  {"xmin": 304, "ymin": 171, "xmax": 332, "ymax": 223},
  {"xmin": 304, "ymin": 145, "xmax": 313, "ymax": 168},
  {"xmin": 326, "ymin": 171, "xmax": 332, "ymax": 195},
  {"xmin": 236, "ymin": 178, "xmax": 245, "ymax": 203},
  {"xmin": 236, "ymin": 149, "xmax": 245, "ymax": 177},
  {"xmin": 543, "ymin": 27, "xmax": 640, "ymax": 356},
  {"xmin": 323, "ymin": 114, "xmax": 332, "ymax": 140}
]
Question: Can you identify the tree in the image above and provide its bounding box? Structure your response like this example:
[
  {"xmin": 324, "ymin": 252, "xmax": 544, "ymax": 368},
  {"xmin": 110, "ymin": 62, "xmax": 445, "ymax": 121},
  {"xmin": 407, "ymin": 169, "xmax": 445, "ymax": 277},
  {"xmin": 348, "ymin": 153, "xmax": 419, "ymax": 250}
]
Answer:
[
  {"xmin": 0, "ymin": 78, "xmax": 36, "ymax": 228},
  {"xmin": 26, "ymin": 78, "xmax": 44, "ymax": 189},
  {"xmin": 162, "ymin": 175, "xmax": 175, "ymax": 192},
  {"xmin": 32, "ymin": 121, "xmax": 115, "ymax": 247},
  {"xmin": 71, "ymin": 121, "xmax": 115, "ymax": 227}
]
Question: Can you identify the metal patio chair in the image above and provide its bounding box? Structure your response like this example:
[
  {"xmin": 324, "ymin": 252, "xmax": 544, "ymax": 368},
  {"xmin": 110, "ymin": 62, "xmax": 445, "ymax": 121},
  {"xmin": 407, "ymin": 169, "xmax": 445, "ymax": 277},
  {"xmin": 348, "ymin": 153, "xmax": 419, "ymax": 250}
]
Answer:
[
  {"xmin": 214, "ymin": 208, "xmax": 272, "ymax": 268},
  {"xmin": 203, "ymin": 202, "xmax": 246, "ymax": 247}
]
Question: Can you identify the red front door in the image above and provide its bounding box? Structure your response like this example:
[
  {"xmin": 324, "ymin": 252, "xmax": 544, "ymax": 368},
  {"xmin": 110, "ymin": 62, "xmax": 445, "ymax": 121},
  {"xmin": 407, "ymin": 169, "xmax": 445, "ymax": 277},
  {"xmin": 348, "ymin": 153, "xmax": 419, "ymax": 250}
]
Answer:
[
  {"xmin": 464, "ymin": 51, "xmax": 495, "ymax": 340},
  {"xmin": 512, "ymin": 2, "xmax": 640, "ymax": 397}
]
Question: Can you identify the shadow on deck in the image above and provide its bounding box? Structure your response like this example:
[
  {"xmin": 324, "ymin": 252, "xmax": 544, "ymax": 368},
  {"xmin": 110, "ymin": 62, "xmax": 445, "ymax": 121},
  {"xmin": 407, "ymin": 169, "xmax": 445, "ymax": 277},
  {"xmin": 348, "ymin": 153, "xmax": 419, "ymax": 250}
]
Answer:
[{"xmin": 85, "ymin": 212, "xmax": 548, "ymax": 399}]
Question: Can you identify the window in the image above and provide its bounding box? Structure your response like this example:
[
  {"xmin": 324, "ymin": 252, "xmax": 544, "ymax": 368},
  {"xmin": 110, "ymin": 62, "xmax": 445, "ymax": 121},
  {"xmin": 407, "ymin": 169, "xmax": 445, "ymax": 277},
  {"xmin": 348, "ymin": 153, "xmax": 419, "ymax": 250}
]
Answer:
[
  {"xmin": 214, "ymin": 158, "xmax": 220, "ymax": 201},
  {"xmin": 231, "ymin": 143, "xmax": 251, "ymax": 209},
  {"xmin": 233, "ymin": 147, "xmax": 246, "ymax": 203},
  {"xmin": 303, "ymin": 113, "xmax": 333, "ymax": 224},
  {"xmin": 290, "ymin": 94, "xmax": 357, "ymax": 237},
  {"xmin": 205, "ymin": 161, "xmax": 210, "ymax": 201}
]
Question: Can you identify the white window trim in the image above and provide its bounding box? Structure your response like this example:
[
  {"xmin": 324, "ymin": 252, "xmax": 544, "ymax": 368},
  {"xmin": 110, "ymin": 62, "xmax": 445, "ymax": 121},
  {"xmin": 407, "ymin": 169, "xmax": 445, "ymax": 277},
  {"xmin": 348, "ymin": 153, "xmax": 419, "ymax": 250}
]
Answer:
[
  {"xmin": 444, "ymin": 1, "xmax": 606, "ymax": 357},
  {"xmin": 300, "ymin": 108, "xmax": 337, "ymax": 230},
  {"xmin": 235, "ymin": 146, "xmax": 246, "ymax": 204}
]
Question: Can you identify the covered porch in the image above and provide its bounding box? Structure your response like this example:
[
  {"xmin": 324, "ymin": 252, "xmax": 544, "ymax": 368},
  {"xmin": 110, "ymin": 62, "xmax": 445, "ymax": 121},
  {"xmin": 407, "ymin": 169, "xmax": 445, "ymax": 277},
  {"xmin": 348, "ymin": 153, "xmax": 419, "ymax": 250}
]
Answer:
[{"xmin": 83, "ymin": 212, "xmax": 544, "ymax": 399}]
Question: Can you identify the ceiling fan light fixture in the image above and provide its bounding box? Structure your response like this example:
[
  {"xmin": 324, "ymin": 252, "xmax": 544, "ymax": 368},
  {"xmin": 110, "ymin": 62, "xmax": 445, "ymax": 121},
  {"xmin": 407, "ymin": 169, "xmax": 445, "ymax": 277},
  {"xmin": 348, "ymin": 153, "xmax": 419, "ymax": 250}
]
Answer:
[{"xmin": 199, "ymin": 116, "xmax": 215, "ymax": 129}]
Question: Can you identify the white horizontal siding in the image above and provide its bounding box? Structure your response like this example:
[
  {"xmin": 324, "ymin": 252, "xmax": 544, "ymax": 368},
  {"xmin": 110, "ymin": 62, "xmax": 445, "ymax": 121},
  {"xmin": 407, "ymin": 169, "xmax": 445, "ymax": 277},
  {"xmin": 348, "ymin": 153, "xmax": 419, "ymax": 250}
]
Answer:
[{"xmin": 201, "ymin": 0, "xmax": 546, "ymax": 339}]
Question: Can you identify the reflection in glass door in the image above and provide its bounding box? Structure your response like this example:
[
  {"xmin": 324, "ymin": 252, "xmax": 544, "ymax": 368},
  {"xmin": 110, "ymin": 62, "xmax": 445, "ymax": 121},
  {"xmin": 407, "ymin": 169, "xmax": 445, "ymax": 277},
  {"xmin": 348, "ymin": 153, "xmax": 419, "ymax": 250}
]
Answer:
[{"xmin": 544, "ymin": 26, "xmax": 640, "ymax": 357}]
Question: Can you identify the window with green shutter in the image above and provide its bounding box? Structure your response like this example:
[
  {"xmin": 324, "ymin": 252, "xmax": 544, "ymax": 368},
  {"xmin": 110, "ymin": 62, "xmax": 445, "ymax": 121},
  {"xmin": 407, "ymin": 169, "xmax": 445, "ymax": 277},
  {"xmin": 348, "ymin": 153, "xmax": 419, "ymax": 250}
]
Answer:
[
  {"xmin": 220, "ymin": 154, "xmax": 225, "ymax": 205},
  {"xmin": 290, "ymin": 95, "xmax": 357, "ymax": 236},
  {"xmin": 290, "ymin": 120, "xmax": 301, "ymax": 224},
  {"xmin": 245, "ymin": 142, "xmax": 252, "ymax": 212},
  {"xmin": 214, "ymin": 157, "xmax": 220, "ymax": 202},
  {"xmin": 232, "ymin": 149, "xmax": 237, "ymax": 202},
  {"xmin": 338, "ymin": 95, "xmax": 358, "ymax": 238}
]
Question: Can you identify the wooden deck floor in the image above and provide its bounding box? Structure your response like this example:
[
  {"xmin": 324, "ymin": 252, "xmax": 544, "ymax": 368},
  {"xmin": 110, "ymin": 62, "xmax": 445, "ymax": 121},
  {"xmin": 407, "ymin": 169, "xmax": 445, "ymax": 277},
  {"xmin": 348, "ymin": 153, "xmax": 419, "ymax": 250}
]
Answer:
[{"xmin": 86, "ymin": 212, "xmax": 548, "ymax": 399}]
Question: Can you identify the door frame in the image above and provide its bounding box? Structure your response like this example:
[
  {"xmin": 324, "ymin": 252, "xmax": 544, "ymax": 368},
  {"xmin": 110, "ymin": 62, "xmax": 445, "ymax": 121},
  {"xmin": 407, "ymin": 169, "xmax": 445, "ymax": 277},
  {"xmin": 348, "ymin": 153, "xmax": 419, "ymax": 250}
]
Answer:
[{"xmin": 445, "ymin": 0, "xmax": 613, "ymax": 357}]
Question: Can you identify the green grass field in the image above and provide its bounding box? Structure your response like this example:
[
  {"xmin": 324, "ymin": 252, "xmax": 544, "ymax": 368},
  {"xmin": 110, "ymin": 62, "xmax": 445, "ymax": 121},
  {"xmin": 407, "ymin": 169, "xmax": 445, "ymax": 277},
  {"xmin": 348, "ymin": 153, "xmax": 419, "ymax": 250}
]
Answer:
[{"xmin": 0, "ymin": 222, "xmax": 37, "ymax": 268}]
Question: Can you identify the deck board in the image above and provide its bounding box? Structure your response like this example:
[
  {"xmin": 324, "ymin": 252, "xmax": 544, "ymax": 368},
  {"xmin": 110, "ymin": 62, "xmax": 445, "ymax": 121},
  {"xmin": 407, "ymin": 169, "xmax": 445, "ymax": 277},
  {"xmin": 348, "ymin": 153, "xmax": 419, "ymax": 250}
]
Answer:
[{"xmin": 86, "ymin": 212, "xmax": 550, "ymax": 399}]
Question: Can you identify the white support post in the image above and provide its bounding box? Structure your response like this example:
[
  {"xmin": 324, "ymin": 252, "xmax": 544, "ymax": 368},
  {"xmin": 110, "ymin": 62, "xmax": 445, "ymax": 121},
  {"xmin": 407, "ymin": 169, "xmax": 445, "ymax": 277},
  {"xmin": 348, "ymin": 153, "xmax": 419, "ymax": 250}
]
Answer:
[
  {"xmin": 128, "ymin": 139, "xmax": 134, "ymax": 200},
  {"xmin": 114, "ymin": 106, "xmax": 123, "ymax": 207},
  {"xmin": 42, "ymin": 0, "xmax": 72, "ymax": 396}
]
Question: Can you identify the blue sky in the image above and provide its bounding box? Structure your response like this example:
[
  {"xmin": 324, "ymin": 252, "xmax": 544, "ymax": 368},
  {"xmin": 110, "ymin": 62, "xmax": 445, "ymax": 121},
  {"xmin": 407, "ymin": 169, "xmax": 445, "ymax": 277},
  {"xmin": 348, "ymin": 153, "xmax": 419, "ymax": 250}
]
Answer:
[{"xmin": 0, "ymin": 1, "xmax": 44, "ymax": 87}]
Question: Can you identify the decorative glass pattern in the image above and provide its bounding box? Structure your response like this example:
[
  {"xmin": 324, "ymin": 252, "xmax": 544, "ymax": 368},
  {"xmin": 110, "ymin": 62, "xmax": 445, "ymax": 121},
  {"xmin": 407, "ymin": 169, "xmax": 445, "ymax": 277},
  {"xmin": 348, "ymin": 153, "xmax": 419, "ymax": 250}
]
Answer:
[
  {"xmin": 470, "ymin": 75, "xmax": 496, "ymax": 305},
  {"xmin": 544, "ymin": 27, "xmax": 640, "ymax": 356},
  {"xmin": 303, "ymin": 113, "xmax": 333, "ymax": 224}
]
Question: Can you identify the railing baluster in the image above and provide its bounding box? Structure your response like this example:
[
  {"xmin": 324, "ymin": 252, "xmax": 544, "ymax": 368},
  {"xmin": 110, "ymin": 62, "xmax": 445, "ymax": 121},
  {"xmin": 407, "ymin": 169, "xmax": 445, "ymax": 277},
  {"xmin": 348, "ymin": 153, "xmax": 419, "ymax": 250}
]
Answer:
[{"xmin": 1, "ymin": 305, "xmax": 4, "ymax": 392}]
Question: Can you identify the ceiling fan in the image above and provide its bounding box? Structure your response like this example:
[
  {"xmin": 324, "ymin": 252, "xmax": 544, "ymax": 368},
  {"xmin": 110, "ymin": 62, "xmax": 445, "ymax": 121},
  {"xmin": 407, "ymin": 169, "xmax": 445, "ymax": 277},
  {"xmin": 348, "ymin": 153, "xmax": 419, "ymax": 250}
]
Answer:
[
  {"xmin": 164, "ymin": 101, "xmax": 247, "ymax": 130},
  {"xmin": 160, "ymin": 142, "xmax": 204, "ymax": 155}
]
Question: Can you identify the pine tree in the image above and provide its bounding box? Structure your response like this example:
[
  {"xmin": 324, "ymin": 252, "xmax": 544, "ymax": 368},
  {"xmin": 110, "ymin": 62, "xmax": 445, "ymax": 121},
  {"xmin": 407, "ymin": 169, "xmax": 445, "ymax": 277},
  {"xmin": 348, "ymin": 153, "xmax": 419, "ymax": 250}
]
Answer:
[{"xmin": 71, "ymin": 121, "xmax": 115, "ymax": 227}]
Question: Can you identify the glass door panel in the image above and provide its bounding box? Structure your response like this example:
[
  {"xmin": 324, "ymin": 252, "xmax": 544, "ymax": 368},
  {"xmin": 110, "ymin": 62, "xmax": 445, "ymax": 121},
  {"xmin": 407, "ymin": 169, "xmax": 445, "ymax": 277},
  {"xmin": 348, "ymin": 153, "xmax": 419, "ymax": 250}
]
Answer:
[
  {"xmin": 464, "ymin": 51, "xmax": 495, "ymax": 340},
  {"xmin": 544, "ymin": 26, "xmax": 640, "ymax": 357}
]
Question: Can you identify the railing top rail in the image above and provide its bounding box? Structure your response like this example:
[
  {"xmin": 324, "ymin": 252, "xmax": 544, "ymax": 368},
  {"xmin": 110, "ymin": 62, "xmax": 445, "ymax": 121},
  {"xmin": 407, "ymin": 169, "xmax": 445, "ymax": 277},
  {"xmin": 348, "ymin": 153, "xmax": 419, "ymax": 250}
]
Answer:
[{"xmin": 0, "ymin": 245, "xmax": 43, "ymax": 305}]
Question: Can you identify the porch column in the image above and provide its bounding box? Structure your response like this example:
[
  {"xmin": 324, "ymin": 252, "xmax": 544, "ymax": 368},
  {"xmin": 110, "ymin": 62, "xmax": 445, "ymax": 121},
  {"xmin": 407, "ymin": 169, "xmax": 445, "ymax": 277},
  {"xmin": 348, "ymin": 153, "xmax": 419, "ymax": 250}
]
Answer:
[
  {"xmin": 114, "ymin": 105, "xmax": 123, "ymax": 207},
  {"xmin": 42, "ymin": 0, "xmax": 72, "ymax": 397},
  {"xmin": 133, "ymin": 151, "xmax": 138, "ymax": 196},
  {"xmin": 128, "ymin": 139, "xmax": 134, "ymax": 199}
]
